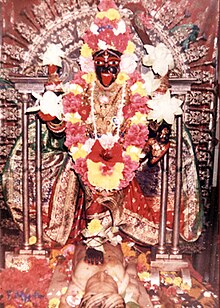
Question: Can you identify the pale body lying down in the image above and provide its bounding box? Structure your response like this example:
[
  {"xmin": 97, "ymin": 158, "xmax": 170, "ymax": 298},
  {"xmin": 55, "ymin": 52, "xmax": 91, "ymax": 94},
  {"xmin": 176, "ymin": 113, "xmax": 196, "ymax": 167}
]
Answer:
[{"xmin": 59, "ymin": 242, "xmax": 152, "ymax": 308}]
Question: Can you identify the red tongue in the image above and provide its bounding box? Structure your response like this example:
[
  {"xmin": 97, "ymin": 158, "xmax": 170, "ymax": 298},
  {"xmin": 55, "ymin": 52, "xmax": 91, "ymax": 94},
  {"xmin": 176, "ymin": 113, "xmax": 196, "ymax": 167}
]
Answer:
[{"xmin": 101, "ymin": 73, "xmax": 113, "ymax": 87}]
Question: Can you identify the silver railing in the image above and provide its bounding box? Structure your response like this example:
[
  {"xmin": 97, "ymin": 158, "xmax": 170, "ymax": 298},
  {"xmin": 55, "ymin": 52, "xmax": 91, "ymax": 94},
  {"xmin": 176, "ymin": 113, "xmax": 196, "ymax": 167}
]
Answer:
[{"xmin": 12, "ymin": 77, "xmax": 47, "ymax": 255}]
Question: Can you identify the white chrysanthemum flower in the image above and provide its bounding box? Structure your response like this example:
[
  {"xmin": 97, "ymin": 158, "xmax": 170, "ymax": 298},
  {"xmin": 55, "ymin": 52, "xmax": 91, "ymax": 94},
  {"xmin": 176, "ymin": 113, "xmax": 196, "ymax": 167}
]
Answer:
[
  {"xmin": 29, "ymin": 91, "xmax": 63, "ymax": 120},
  {"xmin": 99, "ymin": 133, "xmax": 119, "ymax": 149},
  {"xmin": 120, "ymin": 54, "xmax": 138, "ymax": 74},
  {"xmin": 41, "ymin": 43, "xmax": 64, "ymax": 67},
  {"xmin": 90, "ymin": 22, "xmax": 99, "ymax": 34},
  {"xmin": 143, "ymin": 43, "xmax": 174, "ymax": 77},
  {"xmin": 142, "ymin": 71, "xmax": 161, "ymax": 96},
  {"xmin": 147, "ymin": 90, "xmax": 183, "ymax": 124},
  {"xmin": 98, "ymin": 39, "xmax": 108, "ymax": 50},
  {"xmin": 113, "ymin": 19, "xmax": 126, "ymax": 35},
  {"xmin": 83, "ymin": 138, "xmax": 95, "ymax": 153},
  {"xmin": 79, "ymin": 55, "xmax": 95, "ymax": 73}
]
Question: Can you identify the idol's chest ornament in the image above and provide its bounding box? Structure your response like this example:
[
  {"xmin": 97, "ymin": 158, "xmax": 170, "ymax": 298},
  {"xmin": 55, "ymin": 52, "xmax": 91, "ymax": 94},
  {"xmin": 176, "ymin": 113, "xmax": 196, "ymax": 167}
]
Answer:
[{"xmin": 88, "ymin": 81, "xmax": 127, "ymax": 138}]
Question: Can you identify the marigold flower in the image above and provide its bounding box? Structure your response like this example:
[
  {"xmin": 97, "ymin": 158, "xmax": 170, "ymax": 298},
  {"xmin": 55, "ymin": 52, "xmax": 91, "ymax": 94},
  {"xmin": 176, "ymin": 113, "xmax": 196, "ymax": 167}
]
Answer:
[
  {"xmin": 124, "ymin": 41, "xmax": 136, "ymax": 54},
  {"xmin": 116, "ymin": 72, "xmax": 130, "ymax": 85},
  {"xmin": 164, "ymin": 276, "xmax": 174, "ymax": 285},
  {"xmin": 68, "ymin": 83, "xmax": 84, "ymax": 95},
  {"xmin": 82, "ymin": 72, "xmax": 96, "ymax": 84},
  {"xmin": 138, "ymin": 271, "xmax": 151, "ymax": 282},
  {"xmin": 24, "ymin": 302, "xmax": 34, "ymax": 307},
  {"xmin": 121, "ymin": 242, "xmax": 136, "ymax": 257},
  {"xmin": 80, "ymin": 43, "xmax": 93, "ymax": 58},
  {"xmin": 131, "ymin": 81, "xmax": 147, "ymax": 97},
  {"xmin": 71, "ymin": 144, "xmax": 88, "ymax": 161},
  {"xmin": 87, "ymin": 219, "xmax": 103, "ymax": 235},
  {"xmin": 173, "ymin": 276, "xmax": 182, "ymax": 287},
  {"xmin": 97, "ymin": 8, "xmax": 120, "ymax": 21},
  {"xmin": 125, "ymin": 145, "xmax": 142, "ymax": 162},
  {"xmin": 48, "ymin": 297, "xmax": 60, "ymax": 308},
  {"xmin": 65, "ymin": 112, "xmax": 81, "ymax": 124},
  {"xmin": 130, "ymin": 112, "xmax": 147, "ymax": 125},
  {"xmin": 181, "ymin": 282, "xmax": 191, "ymax": 291},
  {"xmin": 29, "ymin": 236, "xmax": 37, "ymax": 245}
]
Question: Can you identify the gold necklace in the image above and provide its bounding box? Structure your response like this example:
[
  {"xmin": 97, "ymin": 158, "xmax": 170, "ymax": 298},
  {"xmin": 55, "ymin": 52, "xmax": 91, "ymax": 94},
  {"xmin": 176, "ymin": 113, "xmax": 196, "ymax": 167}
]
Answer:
[{"xmin": 90, "ymin": 81, "xmax": 126, "ymax": 137}]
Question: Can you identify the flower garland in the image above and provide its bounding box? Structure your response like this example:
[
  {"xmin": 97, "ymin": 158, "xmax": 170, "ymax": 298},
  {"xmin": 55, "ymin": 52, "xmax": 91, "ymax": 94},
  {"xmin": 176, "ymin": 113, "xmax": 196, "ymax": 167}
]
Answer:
[
  {"xmin": 33, "ymin": 0, "xmax": 183, "ymax": 192},
  {"xmin": 62, "ymin": 70, "xmax": 149, "ymax": 192}
]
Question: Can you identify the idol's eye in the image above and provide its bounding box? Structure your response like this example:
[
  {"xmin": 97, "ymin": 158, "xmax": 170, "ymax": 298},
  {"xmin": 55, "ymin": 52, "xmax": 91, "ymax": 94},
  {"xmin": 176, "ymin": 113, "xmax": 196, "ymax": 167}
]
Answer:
[
  {"xmin": 108, "ymin": 60, "xmax": 119, "ymax": 66},
  {"xmin": 95, "ymin": 60, "xmax": 105, "ymax": 66}
]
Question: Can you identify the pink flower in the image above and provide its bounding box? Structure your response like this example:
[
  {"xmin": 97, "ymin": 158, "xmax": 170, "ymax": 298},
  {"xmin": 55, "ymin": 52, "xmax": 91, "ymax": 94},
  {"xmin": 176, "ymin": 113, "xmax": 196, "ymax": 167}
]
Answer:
[
  {"xmin": 124, "ymin": 124, "xmax": 149, "ymax": 148},
  {"xmin": 64, "ymin": 123, "xmax": 87, "ymax": 148},
  {"xmin": 98, "ymin": 0, "xmax": 117, "ymax": 11},
  {"xmin": 62, "ymin": 93, "xmax": 82, "ymax": 114},
  {"xmin": 127, "ymin": 71, "xmax": 143, "ymax": 87},
  {"xmin": 74, "ymin": 158, "xmax": 90, "ymax": 186},
  {"xmin": 83, "ymin": 31, "xmax": 99, "ymax": 51},
  {"xmin": 70, "ymin": 71, "xmax": 87, "ymax": 88},
  {"xmin": 123, "ymin": 94, "xmax": 149, "ymax": 119},
  {"xmin": 119, "ymin": 155, "xmax": 139, "ymax": 189}
]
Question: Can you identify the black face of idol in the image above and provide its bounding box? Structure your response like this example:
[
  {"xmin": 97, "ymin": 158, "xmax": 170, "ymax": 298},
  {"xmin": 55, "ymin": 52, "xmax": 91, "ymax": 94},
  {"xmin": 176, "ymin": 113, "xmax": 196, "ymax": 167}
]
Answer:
[{"xmin": 93, "ymin": 49, "xmax": 122, "ymax": 87}]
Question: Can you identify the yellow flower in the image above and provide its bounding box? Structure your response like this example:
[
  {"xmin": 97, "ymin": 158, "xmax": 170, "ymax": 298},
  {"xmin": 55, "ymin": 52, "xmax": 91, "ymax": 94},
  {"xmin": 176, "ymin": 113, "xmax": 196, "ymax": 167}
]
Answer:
[
  {"xmin": 116, "ymin": 72, "xmax": 130, "ymax": 85},
  {"xmin": 121, "ymin": 242, "xmax": 136, "ymax": 257},
  {"xmin": 164, "ymin": 276, "xmax": 173, "ymax": 284},
  {"xmin": 137, "ymin": 253, "xmax": 150, "ymax": 271},
  {"xmin": 87, "ymin": 219, "xmax": 103, "ymax": 235},
  {"xmin": 181, "ymin": 282, "xmax": 191, "ymax": 291},
  {"xmin": 68, "ymin": 83, "xmax": 83, "ymax": 95},
  {"xmin": 24, "ymin": 303, "xmax": 33, "ymax": 307},
  {"xmin": 125, "ymin": 145, "xmax": 142, "ymax": 162},
  {"xmin": 66, "ymin": 112, "xmax": 81, "ymax": 124},
  {"xmin": 49, "ymin": 249, "xmax": 61, "ymax": 269},
  {"xmin": 173, "ymin": 276, "xmax": 182, "ymax": 287},
  {"xmin": 138, "ymin": 271, "xmax": 151, "ymax": 282},
  {"xmin": 124, "ymin": 41, "xmax": 136, "ymax": 54},
  {"xmin": 131, "ymin": 81, "xmax": 147, "ymax": 97},
  {"xmin": 107, "ymin": 8, "xmax": 120, "ymax": 20},
  {"xmin": 81, "ymin": 43, "xmax": 93, "ymax": 57},
  {"xmin": 96, "ymin": 11, "xmax": 105, "ymax": 19},
  {"xmin": 97, "ymin": 9, "xmax": 120, "ymax": 21},
  {"xmin": 131, "ymin": 112, "xmax": 147, "ymax": 125},
  {"xmin": 29, "ymin": 236, "xmax": 37, "ymax": 245},
  {"xmin": 87, "ymin": 160, "xmax": 124, "ymax": 190},
  {"xmin": 48, "ymin": 298, "xmax": 60, "ymax": 308},
  {"xmin": 71, "ymin": 144, "xmax": 88, "ymax": 161},
  {"xmin": 61, "ymin": 287, "xmax": 68, "ymax": 295},
  {"xmin": 82, "ymin": 72, "xmax": 96, "ymax": 84}
]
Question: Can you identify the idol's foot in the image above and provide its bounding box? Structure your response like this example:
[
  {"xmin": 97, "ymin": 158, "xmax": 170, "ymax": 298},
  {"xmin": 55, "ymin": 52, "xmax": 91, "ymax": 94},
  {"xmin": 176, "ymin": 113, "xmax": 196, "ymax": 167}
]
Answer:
[{"xmin": 84, "ymin": 247, "xmax": 104, "ymax": 265}]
